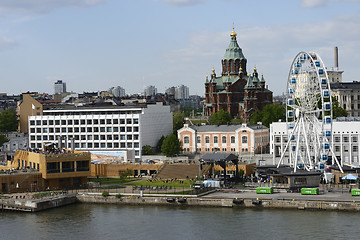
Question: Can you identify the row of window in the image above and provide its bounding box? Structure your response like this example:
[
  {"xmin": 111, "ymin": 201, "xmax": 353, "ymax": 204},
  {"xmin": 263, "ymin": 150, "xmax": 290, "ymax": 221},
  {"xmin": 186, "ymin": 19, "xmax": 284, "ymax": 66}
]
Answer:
[
  {"xmin": 184, "ymin": 147, "xmax": 247, "ymax": 152},
  {"xmin": 275, "ymin": 136, "xmax": 359, "ymax": 143},
  {"xmin": 183, "ymin": 136, "xmax": 247, "ymax": 144},
  {"xmin": 30, "ymin": 142, "xmax": 140, "ymax": 152},
  {"xmin": 29, "ymin": 126, "xmax": 138, "ymax": 134},
  {"xmin": 43, "ymin": 110, "xmax": 142, "ymax": 116},
  {"xmin": 334, "ymin": 145, "xmax": 358, "ymax": 152},
  {"xmin": 30, "ymin": 134, "xmax": 139, "ymax": 141},
  {"xmin": 30, "ymin": 118, "xmax": 139, "ymax": 126}
]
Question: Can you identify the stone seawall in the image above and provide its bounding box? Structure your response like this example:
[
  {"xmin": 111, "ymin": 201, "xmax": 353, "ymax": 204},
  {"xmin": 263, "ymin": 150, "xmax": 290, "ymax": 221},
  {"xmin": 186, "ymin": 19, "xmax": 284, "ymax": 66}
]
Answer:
[
  {"xmin": 1, "ymin": 194, "xmax": 77, "ymax": 212},
  {"xmin": 76, "ymin": 193, "xmax": 360, "ymax": 211}
]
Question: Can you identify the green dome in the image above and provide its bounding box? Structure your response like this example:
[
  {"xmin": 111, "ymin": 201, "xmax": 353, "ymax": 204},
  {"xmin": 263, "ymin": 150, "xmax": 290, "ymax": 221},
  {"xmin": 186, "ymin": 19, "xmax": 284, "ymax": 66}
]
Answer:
[{"xmin": 223, "ymin": 33, "xmax": 246, "ymax": 61}]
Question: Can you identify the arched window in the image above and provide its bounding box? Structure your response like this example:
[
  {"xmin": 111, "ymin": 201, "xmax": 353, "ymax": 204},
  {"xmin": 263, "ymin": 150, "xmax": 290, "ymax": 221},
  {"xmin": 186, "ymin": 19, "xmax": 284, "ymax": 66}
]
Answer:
[
  {"xmin": 242, "ymin": 136, "xmax": 248, "ymax": 144},
  {"xmin": 222, "ymin": 136, "xmax": 227, "ymax": 143},
  {"xmin": 214, "ymin": 136, "xmax": 218, "ymax": 143},
  {"xmin": 197, "ymin": 136, "xmax": 201, "ymax": 143},
  {"xmin": 205, "ymin": 136, "xmax": 210, "ymax": 143},
  {"xmin": 184, "ymin": 136, "xmax": 189, "ymax": 144},
  {"xmin": 231, "ymin": 136, "xmax": 235, "ymax": 143}
]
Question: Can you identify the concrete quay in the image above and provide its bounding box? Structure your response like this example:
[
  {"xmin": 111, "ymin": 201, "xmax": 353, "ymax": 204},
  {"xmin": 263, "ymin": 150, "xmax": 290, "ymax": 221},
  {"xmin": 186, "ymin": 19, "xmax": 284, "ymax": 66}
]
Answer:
[
  {"xmin": 75, "ymin": 190, "xmax": 360, "ymax": 211},
  {"xmin": 0, "ymin": 193, "xmax": 77, "ymax": 212}
]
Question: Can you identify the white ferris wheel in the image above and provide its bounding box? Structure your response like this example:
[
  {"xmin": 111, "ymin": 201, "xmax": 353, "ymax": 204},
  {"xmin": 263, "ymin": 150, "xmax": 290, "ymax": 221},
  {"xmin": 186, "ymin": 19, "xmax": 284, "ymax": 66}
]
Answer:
[{"xmin": 277, "ymin": 51, "xmax": 343, "ymax": 173}]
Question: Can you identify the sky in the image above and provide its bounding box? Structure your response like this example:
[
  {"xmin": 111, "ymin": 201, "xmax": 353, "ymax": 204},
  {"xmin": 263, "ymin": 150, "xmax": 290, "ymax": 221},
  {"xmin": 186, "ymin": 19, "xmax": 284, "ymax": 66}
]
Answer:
[{"xmin": 1, "ymin": 0, "xmax": 360, "ymax": 96}]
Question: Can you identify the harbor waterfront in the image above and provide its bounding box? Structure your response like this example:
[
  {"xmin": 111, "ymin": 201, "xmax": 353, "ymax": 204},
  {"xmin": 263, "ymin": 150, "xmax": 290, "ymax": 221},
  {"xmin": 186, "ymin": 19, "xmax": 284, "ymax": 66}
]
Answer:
[
  {"xmin": 3, "ymin": 188, "xmax": 360, "ymax": 212},
  {"xmin": 1, "ymin": 203, "xmax": 360, "ymax": 240}
]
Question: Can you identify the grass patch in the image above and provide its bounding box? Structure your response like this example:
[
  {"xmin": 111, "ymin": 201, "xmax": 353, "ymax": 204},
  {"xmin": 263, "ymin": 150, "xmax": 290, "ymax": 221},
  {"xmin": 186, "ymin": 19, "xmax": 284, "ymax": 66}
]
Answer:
[
  {"xmin": 89, "ymin": 177, "xmax": 135, "ymax": 185},
  {"xmin": 128, "ymin": 179, "xmax": 195, "ymax": 188}
]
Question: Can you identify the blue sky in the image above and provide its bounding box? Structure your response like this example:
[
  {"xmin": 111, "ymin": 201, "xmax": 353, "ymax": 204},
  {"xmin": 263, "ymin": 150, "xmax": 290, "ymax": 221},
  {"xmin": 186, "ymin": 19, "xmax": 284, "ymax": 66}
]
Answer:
[{"xmin": 1, "ymin": 0, "xmax": 360, "ymax": 96}]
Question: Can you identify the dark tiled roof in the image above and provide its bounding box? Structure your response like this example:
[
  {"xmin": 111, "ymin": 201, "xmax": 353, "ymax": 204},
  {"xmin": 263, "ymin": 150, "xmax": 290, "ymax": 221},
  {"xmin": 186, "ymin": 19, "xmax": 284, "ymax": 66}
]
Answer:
[
  {"xmin": 189, "ymin": 124, "xmax": 268, "ymax": 132},
  {"xmin": 331, "ymin": 81, "xmax": 360, "ymax": 90}
]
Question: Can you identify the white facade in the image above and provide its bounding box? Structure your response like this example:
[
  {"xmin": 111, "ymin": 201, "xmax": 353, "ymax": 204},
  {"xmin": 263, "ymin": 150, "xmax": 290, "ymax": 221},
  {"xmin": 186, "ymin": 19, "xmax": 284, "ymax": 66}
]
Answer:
[
  {"xmin": 109, "ymin": 86, "xmax": 126, "ymax": 98},
  {"xmin": 331, "ymin": 82, "xmax": 360, "ymax": 117},
  {"xmin": 54, "ymin": 80, "xmax": 66, "ymax": 94},
  {"xmin": 28, "ymin": 102, "xmax": 172, "ymax": 162},
  {"xmin": 270, "ymin": 119, "xmax": 360, "ymax": 166},
  {"xmin": 144, "ymin": 85, "xmax": 157, "ymax": 97},
  {"xmin": 327, "ymin": 69, "xmax": 343, "ymax": 83},
  {"xmin": 175, "ymin": 85, "xmax": 189, "ymax": 100}
]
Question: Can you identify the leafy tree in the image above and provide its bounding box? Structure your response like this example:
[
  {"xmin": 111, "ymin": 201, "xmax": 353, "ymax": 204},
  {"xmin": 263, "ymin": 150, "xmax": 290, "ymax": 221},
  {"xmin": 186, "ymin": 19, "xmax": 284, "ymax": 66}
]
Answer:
[
  {"xmin": 317, "ymin": 96, "xmax": 347, "ymax": 119},
  {"xmin": 250, "ymin": 104, "xmax": 286, "ymax": 127},
  {"xmin": 173, "ymin": 111, "xmax": 185, "ymax": 134},
  {"xmin": 142, "ymin": 145, "xmax": 153, "ymax": 155},
  {"xmin": 331, "ymin": 97, "xmax": 348, "ymax": 118},
  {"xmin": 0, "ymin": 108, "xmax": 18, "ymax": 132},
  {"xmin": 0, "ymin": 134, "xmax": 9, "ymax": 147},
  {"xmin": 209, "ymin": 109, "xmax": 231, "ymax": 125},
  {"xmin": 156, "ymin": 136, "xmax": 165, "ymax": 153},
  {"xmin": 161, "ymin": 134, "xmax": 181, "ymax": 157},
  {"xmin": 181, "ymin": 106, "xmax": 201, "ymax": 117},
  {"xmin": 119, "ymin": 168, "xmax": 133, "ymax": 179}
]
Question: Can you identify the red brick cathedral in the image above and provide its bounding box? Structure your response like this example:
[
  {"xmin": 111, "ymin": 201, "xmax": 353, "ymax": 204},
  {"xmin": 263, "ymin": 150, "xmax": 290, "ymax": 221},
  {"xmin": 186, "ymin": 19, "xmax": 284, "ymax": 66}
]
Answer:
[{"xmin": 205, "ymin": 28, "xmax": 273, "ymax": 122}]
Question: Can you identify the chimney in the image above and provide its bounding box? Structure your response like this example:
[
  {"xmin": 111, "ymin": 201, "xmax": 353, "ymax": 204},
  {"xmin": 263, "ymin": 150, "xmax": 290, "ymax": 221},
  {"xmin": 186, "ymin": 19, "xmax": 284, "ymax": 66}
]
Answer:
[
  {"xmin": 71, "ymin": 137, "xmax": 75, "ymax": 152},
  {"xmin": 57, "ymin": 136, "xmax": 62, "ymax": 149},
  {"xmin": 334, "ymin": 46, "xmax": 339, "ymax": 69}
]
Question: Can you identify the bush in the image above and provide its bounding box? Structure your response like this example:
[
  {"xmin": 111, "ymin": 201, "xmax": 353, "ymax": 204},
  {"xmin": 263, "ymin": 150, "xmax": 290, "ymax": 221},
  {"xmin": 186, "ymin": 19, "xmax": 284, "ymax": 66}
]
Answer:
[
  {"xmin": 102, "ymin": 191, "xmax": 110, "ymax": 197},
  {"xmin": 115, "ymin": 194, "xmax": 122, "ymax": 198}
]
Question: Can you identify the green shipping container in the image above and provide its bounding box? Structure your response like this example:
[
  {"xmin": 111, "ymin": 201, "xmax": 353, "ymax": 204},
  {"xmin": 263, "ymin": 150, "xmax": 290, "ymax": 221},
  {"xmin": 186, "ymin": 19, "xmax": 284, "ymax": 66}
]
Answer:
[
  {"xmin": 301, "ymin": 188, "xmax": 319, "ymax": 195},
  {"xmin": 351, "ymin": 189, "xmax": 360, "ymax": 196},
  {"xmin": 256, "ymin": 187, "xmax": 274, "ymax": 194}
]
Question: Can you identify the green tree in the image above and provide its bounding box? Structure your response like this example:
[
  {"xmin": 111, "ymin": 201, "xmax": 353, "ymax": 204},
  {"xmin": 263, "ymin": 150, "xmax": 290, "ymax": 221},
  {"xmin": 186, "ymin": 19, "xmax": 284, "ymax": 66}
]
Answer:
[
  {"xmin": 331, "ymin": 97, "xmax": 348, "ymax": 118},
  {"xmin": 142, "ymin": 145, "xmax": 153, "ymax": 155},
  {"xmin": 161, "ymin": 134, "xmax": 181, "ymax": 157},
  {"xmin": 119, "ymin": 168, "xmax": 133, "ymax": 179},
  {"xmin": 156, "ymin": 136, "xmax": 165, "ymax": 153},
  {"xmin": 209, "ymin": 109, "xmax": 231, "ymax": 125},
  {"xmin": 173, "ymin": 111, "xmax": 185, "ymax": 134},
  {"xmin": 250, "ymin": 104, "xmax": 286, "ymax": 127},
  {"xmin": 0, "ymin": 108, "xmax": 18, "ymax": 132},
  {"xmin": 0, "ymin": 134, "xmax": 9, "ymax": 147}
]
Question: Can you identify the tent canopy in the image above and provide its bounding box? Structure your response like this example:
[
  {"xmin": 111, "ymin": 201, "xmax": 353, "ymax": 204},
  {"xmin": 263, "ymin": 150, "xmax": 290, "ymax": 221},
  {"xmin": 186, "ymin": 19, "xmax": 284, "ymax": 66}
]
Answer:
[{"xmin": 341, "ymin": 174, "xmax": 358, "ymax": 180}]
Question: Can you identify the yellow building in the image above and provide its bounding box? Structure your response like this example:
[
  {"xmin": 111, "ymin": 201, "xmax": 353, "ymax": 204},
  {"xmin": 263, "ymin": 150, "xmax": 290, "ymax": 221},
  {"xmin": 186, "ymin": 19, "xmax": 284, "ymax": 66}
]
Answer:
[
  {"xmin": 18, "ymin": 94, "xmax": 43, "ymax": 133},
  {"xmin": 1, "ymin": 149, "xmax": 91, "ymax": 193}
]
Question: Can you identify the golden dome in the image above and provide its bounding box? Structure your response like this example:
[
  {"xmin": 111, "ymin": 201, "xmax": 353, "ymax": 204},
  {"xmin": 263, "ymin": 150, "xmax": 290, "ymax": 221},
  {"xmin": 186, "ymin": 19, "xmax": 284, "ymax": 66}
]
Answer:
[
  {"xmin": 230, "ymin": 26, "xmax": 237, "ymax": 37},
  {"xmin": 212, "ymin": 67, "xmax": 215, "ymax": 73},
  {"xmin": 239, "ymin": 67, "xmax": 242, "ymax": 71}
]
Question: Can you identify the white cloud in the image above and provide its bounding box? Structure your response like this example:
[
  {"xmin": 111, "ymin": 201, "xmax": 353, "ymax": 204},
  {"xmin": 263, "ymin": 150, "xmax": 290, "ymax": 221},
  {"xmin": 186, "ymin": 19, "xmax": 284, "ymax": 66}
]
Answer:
[
  {"xmin": 300, "ymin": 0, "xmax": 360, "ymax": 8},
  {"xmin": 164, "ymin": 14, "xmax": 360, "ymax": 95},
  {"xmin": 161, "ymin": 0, "xmax": 203, "ymax": 6},
  {"xmin": 0, "ymin": 0, "xmax": 105, "ymax": 15},
  {"xmin": 300, "ymin": 0, "xmax": 327, "ymax": 8},
  {"xmin": 0, "ymin": 37, "xmax": 17, "ymax": 52}
]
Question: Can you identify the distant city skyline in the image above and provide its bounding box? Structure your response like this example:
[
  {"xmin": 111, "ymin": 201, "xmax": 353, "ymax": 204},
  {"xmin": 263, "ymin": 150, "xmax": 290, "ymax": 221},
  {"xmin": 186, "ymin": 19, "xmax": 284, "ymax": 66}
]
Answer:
[{"xmin": 1, "ymin": 0, "xmax": 360, "ymax": 96}]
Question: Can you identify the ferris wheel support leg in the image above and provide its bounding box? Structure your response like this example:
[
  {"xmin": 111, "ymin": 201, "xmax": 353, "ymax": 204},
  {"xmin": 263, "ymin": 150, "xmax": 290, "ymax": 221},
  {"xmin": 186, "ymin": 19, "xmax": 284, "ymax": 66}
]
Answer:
[
  {"xmin": 330, "ymin": 147, "xmax": 343, "ymax": 173},
  {"xmin": 293, "ymin": 119, "xmax": 302, "ymax": 173},
  {"xmin": 277, "ymin": 120, "xmax": 301, "ymax": 169},
  {"xmin": 301, "ymin": 117, "xmax": 313, "ymax": 170}
]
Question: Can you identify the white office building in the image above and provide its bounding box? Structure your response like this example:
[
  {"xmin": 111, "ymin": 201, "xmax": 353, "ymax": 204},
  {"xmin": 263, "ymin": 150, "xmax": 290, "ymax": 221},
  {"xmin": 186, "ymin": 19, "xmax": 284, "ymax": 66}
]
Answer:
[
  {"xmin": 28, "ymin": 102, "xmax": 172, "ymax": 162},
  {"xmin": 54, "ymin": 80, "xmax": 67, "ymax": 94},
  {"xmin": 175, "ymin": 85, "xmax": 189, "ymax": 100},
  {"xmin": 109, "ymin": 86, "xmax": 126, "ymax": 98},
  {"xmin": 270, "ymin": 118, "xmax": 360, "ymax": 166},
  {"xmin": 144, "ymin": 85, "xmax": 157, "ymax": 97}
]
